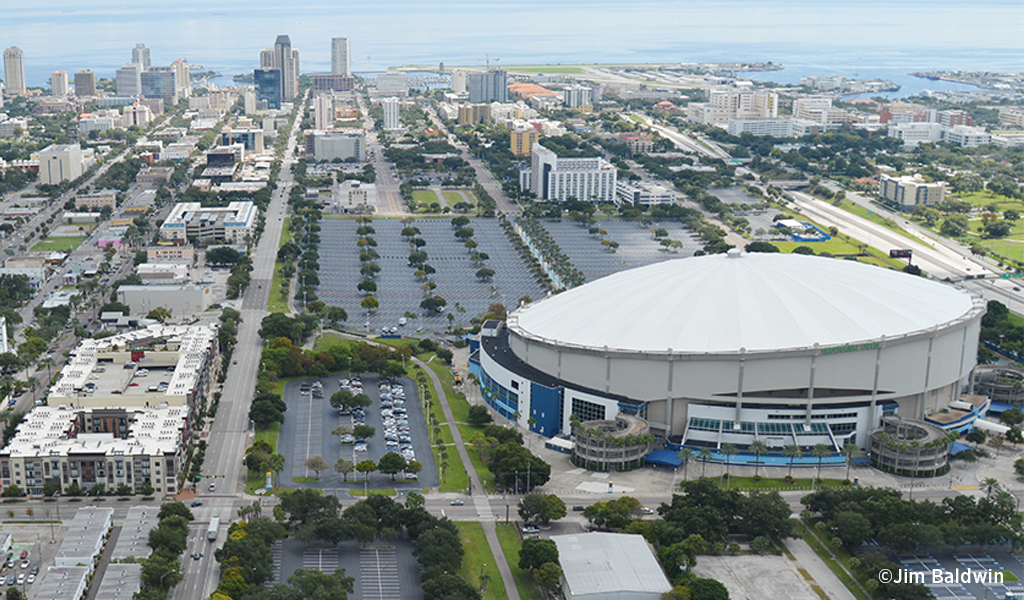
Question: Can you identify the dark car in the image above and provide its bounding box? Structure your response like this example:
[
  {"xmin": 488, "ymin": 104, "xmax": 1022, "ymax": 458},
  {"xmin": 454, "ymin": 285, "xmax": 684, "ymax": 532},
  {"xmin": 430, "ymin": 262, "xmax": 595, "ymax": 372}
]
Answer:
[{"xmin": 572, "ymin": 505, "xmax": 585, "ymax": 512}]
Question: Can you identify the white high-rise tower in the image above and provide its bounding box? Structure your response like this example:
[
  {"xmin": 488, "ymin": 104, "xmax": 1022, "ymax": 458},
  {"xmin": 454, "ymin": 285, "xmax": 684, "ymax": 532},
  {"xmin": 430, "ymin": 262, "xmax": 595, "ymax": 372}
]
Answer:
[
  {"xmin": 3, "ymin": 47, "xmax": 26, "ymax": 96},
  {"xmin": 331, "ymin": 37, "xmax": 351, "ymax": 77}
]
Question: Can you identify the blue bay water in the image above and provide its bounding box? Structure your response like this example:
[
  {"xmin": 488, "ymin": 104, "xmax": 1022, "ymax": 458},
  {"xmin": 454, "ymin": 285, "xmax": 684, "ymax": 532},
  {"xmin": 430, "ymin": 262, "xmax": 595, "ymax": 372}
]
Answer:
[{"xmin": 2, "ymin": 0, "xmax": 1021, "ymax": 93}]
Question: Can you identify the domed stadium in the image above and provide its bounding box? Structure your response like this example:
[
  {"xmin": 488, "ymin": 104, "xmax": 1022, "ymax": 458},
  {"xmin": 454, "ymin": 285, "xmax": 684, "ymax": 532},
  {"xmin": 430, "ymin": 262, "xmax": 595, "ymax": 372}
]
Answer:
[{"xmin": 471, "ymin": 250, "xmax": 986, "ymax": 463}]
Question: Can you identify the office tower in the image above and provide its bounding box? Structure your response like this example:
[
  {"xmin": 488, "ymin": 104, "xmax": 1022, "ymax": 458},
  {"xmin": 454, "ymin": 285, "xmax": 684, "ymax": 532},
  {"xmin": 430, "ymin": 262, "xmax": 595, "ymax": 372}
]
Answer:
[
  {"xmin": 0, "ymin": 82, "xmax": 4, "ymax": 108},
  {"xmin": 3, "ymin": 47, "xmax": 26, "ymax": 96},
  {"xmin": 74, "ymin": 70, "xmax": 97, "ymax": 97},
  {"xmin": 331, "ymin": 37, "xmax": 350, "ymax": 77},
  {"xmin": 382, "ymin": 97, "xmax": 400, "ymax": 130},
  {"xmin": 51, "ymin": 71, "xmax": 69, "ymax": 98},
  {"xmin": 260, "ymin": 49, "xmax": 275, "ymax": 69},
  {"xmin": 132, "ymin": 43, "xmax": 152, "ymax": 70},
  {"xmin": 115, "ymin": 63, "xmax": 142, "ymax": 97},
  {"xmin": 313, "ymin": 94, "xmax": 333, "ymax": 130},
  {"xmin": 467, "ymin": 69, "xmax": 507, "ymax": 103},
  {"xmin": 141, "ymin": 68, "xmax": 177, "ymax": 107},
  {"xmin": 274, "ymin": 35, "xmax": 297, "ymax": 100},
  {"xmin": 254, "ymin": 69, "xmax": 282, "ymax": 110},
  {"xmin": 562, "ymin": 85, "xmax": 592, "ymax": 109},
  {"xmin": 171, "ymin": 59, "xmax": 191, "ymax": 99}
]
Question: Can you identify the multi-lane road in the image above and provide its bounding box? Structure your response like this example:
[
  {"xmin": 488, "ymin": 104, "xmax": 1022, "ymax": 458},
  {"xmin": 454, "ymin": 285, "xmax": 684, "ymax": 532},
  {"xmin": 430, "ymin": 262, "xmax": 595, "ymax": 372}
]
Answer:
[{"xmin": 169, "ymin": 93, "xmax": 305, "ymax": 600}]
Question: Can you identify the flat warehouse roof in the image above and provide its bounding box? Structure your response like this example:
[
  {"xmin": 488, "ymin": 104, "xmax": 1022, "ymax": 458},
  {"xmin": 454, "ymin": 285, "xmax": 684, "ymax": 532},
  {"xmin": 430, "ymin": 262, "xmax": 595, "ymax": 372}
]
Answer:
[{"xmin": 551, "ymin": 532, "xmax": 671, "ymax": 597}]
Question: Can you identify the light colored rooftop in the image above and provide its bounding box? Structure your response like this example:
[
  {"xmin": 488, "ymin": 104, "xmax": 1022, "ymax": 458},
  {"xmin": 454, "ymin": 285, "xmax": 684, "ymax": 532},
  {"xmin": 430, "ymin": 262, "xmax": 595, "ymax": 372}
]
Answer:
[
  {"xmin": 511, "ymin": 251, "xmax": 982, "ymax": 354},
  {"xmin": 94, "ymin": 563, "xmax": 143, "ymax": 599},
  {"xmin": 35, "ymin": 567, "xmax": 89, "ymax": 600},
  {"xmin": 551, "ymin": 532, "xmax": 671, "ymax": 597},
  {"xmin": 110, "ymin": 506, "xmax": 160, "ymax": 560},
  {"xmin": 56, "ymin": 507, "xmax": 113, "ymax": 563},
  {"xmin": 3, "ymin": 405, "xmax": 187, "ymax": 458},
  {"xmin": 49, "ymin": 323, "xmax": 217, "ymax": 402}
]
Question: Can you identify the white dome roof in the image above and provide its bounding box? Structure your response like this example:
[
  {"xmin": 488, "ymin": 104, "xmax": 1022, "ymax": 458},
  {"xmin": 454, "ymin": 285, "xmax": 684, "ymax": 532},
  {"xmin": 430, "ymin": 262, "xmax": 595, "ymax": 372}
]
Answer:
[{"xmin": 511, "ymin": 251, "xmax": 978, "ymax": 354}]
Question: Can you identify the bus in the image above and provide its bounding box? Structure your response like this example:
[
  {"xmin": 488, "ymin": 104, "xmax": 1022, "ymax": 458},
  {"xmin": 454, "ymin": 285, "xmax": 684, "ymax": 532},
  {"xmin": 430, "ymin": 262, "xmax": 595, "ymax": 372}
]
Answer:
[{"xmin": 207, "ymin": 517, "xmax": 220, "ymax": 542}]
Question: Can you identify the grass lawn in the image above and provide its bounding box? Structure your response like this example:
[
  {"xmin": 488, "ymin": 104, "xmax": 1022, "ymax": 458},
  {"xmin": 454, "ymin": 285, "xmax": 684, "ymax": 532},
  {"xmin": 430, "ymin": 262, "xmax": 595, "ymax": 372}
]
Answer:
[
  {"xmin": 965, "ymin": 217, "xmax": 1024, "ymax": 262},
  {"xmin": 256, "ymin": 422, "xmax": 280, "ymax": 450},
  {"xmin": 795, "ymin": 521, "xmax": 872, "ymax": 600},
  {"xmin": 412, "ymin": 190, "xmax": 439, "ymax": 211},
  {"xmin": 709, "ymin": 475, "xmax": 850, "ymax": 492},
  {"xmin": 958, "ymin": 190, "xmax": 1021, "ymax": 212},
  {"xmin": 31, "ymin": 236, "xmax": 86, "ymax": 251},
  {"xmin": 836, "ymin": 200, "xmax": 923, "ymax": 244},
  {"xmin": 495, "ymin": 523, "xmax": 544, "ymax": 600},
  {"xmin": 279, "ymin": 217, "xmax": 291, "ymax": 247},
  {"xmin": 454, "ymin": 522, "xmax": 507, "ymax": 600},
  {"xmin": 349, "ymin": 488, "xmax": 397, "ymax": 497},
  {"xmin": 267, "ymin": 264, "xmax": 291, "ymax": 313},
  {"xmin": 413, "ymin": 364, "xmax": 470, "ymax": 493},
  {"xmin": 442, "ymin": 190, "xmax": 474, "ymax": 207}
]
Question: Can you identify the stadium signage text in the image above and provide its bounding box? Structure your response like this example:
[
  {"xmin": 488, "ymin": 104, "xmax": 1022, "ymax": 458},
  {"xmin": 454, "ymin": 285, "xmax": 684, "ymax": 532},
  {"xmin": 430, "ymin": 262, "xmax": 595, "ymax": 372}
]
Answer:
[{"xmin": 821, "ymin": 342, "xmax": 880, "ymax": 355}]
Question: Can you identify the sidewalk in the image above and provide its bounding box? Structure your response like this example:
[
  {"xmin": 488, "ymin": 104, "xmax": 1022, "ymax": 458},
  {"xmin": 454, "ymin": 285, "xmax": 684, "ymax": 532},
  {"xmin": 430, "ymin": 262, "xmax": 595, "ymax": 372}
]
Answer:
[{"xmin": 782, "ymin": 537, "xmax": 858, "ymax": 600}]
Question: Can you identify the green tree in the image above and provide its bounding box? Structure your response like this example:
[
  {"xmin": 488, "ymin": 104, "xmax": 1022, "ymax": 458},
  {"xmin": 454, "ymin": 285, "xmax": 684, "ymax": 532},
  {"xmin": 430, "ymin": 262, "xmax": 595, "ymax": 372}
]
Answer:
[
  {"xmin": 335, "ymin": 459, "xmax": 354, "ymax": 482},
  {"xmin": 518, "ymin": 538, "xmax": 559, "ymax": 571},
  {"xmin": 534, "ymin": 562, "xmax": 562, "ymax": 592},
  {"xmin": 376, "ymin": 452, "xmax": 407, "ymax": 481},
  {"xmin": 720, "ymin": 443, "xmax": 737, "ymax": 484},
  {"xmin": 467, "ymin": 405, "xmax": 493, "ymax": 427},
  {"xmin": 811, "ymin": 443, "xmax": 831, "ymax": 483},
  {"xmin": 676, "ymin": 447, "xmax": 695, "ymax": 483},
  {"xmin": 748, "ymin": 440, "xmax": 768, "ymax": 479},
  {"xmin": 304, "ymin": 456, "xmax": 328, "ymax": 479},
  {"xmin": 518, "ymin": 494, "xmax": 567, "ymax": 526},
  {"xmin": 841, "ymin": 442, "xmax": 862, "ymax": 481},
  {"xmin": 783, "ymin": 444, "xmax": 803, "ymax": 479}
]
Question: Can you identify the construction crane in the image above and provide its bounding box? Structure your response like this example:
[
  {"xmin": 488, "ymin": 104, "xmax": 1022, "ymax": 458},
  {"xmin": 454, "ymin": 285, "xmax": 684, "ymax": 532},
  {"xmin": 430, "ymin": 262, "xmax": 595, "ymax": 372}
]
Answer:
[{"xmin": 455, "ymin": 55, "xmax": 501, "ymax": 70}]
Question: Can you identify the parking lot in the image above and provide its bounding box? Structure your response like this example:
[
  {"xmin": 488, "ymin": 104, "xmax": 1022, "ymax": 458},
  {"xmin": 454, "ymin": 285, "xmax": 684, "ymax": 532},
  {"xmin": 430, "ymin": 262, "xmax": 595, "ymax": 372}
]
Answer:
[
  {"xmin": 539, "ymin": 218, "xmax": 702, "ymax": 282},
  {"xmin": 277, "ymin": 374, "xmax": 438, "ymax": 491},
  {"xmin": 272, "ymin": 538, "xmax": 423, "ymax": 600},
  {"xmin": 893, "ymin": 549, "xmax": 1024, "ymax": 600},
  {"xmin": 316, "ymin": 217, "xmax": 547, "ymax": 329}
]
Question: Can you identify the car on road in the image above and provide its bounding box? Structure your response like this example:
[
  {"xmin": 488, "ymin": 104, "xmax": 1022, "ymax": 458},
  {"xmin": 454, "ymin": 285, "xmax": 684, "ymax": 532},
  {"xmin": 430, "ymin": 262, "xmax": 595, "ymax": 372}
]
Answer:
[
  {"xmin": 191, "ymin": 500, "xmax": 203, "ymax": 507},
  {"xmin": 523, "ymin": 525, "xmax": 540, "ymax": 534},
  {"xmin": 573, "ymin": 505, "xmax": 585, "ymax": 512},
  {"xmin": 191, "ymin": 552, "xmax": 203, "ymax": 560},
  {"xmin": 5, "ymin": 576, "xmax": 13, "ymax": 586},
  {"xmin": 232, "ymin": 360, "xmax": 238, "ymax": 365},
  {"xmin": 450, "ymin": 499, "xmax": 464, "ymax": 506},
  {"xmin": 25, "ymin": 574, "xmax": 34, "ymax": 584},
  {"xmin": 208, "ymin": 483, "xmax": 216, "ymax": 492},
  {"xmin": 641, "ymin": 507, "xmax": 655, "ymax": 515}
]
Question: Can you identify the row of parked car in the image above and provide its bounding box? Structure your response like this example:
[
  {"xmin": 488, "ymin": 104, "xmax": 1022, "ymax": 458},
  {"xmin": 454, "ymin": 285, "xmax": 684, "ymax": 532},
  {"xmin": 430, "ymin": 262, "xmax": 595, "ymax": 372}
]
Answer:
[{"xmin": 379, "ymin": 381, "xmax": 417, "ymax": 467}]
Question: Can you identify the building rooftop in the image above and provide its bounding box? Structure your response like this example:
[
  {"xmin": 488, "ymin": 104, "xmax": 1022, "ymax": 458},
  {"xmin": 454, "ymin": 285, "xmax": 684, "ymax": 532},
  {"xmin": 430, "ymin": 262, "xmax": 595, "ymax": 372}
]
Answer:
[
  {"xmin": 35, "ymin": 567, "xmax": 89, "ymax": 600},
  {"xmin": 3, "ymin": 405, "xmax": 185, "ymax": 460},
  {"xmin": 551, "ymin": 532, "xmax": 671, "ymax": 597},
  {"xmin": 93, "ymin": 564, "xmax": 142, "ymax": 600},
  {"xmin": 511, "ymin": 251, "xmax": 982, "ymax": 355},
  {"xmin": 56, "ymin": 507, "xmax": 113, "ymax": 563}
]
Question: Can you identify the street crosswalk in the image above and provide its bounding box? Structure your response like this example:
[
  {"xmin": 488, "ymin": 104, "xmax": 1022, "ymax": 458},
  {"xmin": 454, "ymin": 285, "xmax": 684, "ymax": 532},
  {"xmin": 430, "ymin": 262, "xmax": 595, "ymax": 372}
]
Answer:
[{"xmin": 360, "ymin": 547, "xmax": 401, "ymax": 600}]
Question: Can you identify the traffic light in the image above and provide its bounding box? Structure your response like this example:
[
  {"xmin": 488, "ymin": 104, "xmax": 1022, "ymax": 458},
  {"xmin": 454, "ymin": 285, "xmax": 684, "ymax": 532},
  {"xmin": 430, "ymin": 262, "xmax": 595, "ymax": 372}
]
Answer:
[{"xmin": 194, "ymin": 475, "xmax": 202, "ymax": 482}]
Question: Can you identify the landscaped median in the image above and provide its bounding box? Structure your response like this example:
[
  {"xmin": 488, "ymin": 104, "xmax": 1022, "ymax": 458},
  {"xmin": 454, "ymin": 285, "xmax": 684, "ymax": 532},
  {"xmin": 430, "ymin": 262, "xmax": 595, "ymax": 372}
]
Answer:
[
  {"xmin": 455, "ymin": 522, "xmax": 507, "ymax": 600},
  {"xmin": 495, "ymin": 523, "xmax": 544, "ymax": 600}
]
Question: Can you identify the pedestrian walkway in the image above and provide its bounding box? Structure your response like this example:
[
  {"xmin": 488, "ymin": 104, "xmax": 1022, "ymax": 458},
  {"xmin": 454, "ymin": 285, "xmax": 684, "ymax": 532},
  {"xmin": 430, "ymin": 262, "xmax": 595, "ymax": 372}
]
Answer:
[
  {"xmin": 414, "ymin": 356, "xmax": 520, "ymax": 600},
  {"xmin": 781, "ymin": 537, "xmax": 858, "ymax": 600}
]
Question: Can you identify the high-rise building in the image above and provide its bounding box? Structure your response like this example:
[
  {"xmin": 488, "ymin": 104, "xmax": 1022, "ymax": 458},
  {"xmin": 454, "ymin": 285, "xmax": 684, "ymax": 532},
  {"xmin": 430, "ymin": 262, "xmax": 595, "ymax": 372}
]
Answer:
[
  {"xmin": 115, "ymin": 63, "xmax": 142, "ymax": 97},
  {"xmin": 521, "ymin": 144, "xmax": 617, "ymax": 204},
  {"xmin": 451, "ymin": 69, "xmax": 467, "ymax": 94},
  {"xmin": 171, "ymin": 59, "xmax": 191, "ymax": 99},
  {"xmin": 3, "ymin": 47, "xmax": 26, "ymax": 96},
  {"xmin": 74, "ymin": 70, "xmax": 97, "ymax": 97},
  {"xmin": 510, "ymin": 128, "xmax": 538, "ymax": 156},
  {"xmin": 562, "ymin": 85, "xmax": 592, "ymax": 109},
  {"xmin": 382, "ymin": 97, "xmax": 400, "ymax": 130},
  {"xmin": 132, "ymin": 43, "xmax": 151, "ymax": 70},
  {"xmin": 313, "ymin": 94, "xmax": 333, "ymax": 130},
  {"xmin": 254, "ymin": 68, "xmax": 282, "ymax": 110},
  {"xmin": 467, "ymin": 69, "xmax": 507, "ymax": 103},
  {"xmin": 331, "ymin": 37, "xmax": 351, "ymax": 77},
  {"xmin": 242, "ymin": 89, "xmax": 256, "ymax": 114},
  {"xmin": 39, "ymin": 144, "xmax": 85, "ymax": 185},
  {"xmin": 274, "ymin": 35, "xmax": 297, "ymax": 100},
  {"xmin": 51, "ymin": 71, "xmax": 69, "ymax": 98},
  {"xmin": 141, "ymin": 68, "xmax": 177, "ymax": 107},
  {"xmin": 260, "ymin": 49, "xmax": 275, "ymax": 69}
]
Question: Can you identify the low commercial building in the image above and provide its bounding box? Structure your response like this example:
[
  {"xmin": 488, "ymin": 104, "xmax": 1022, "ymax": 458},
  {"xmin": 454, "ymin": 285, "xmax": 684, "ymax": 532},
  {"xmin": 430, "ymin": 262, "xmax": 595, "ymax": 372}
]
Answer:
[
  {"xmin": 136, "ymin": 263, "xmax": 190, "ymax": 285},
  {"xmin": 146, "ymin": 246, "xmax": 195, "ymax": 263},
  {"xmin": 943, "ymin": 125, "xmax": 991, "ymax": 147},
  {"xmin": 93, "ymin": 564, "xmax": 142, "ymax": 600},
  {"xmin": 110, "ymin": 507, "xmax": 159, "ymax": 560},
  {"xmin": 117, "ymin": 284, "xmax": 211, "ymax": 317},
  {"xmin": 618, "ymin": 132, "xmax": 654, "ymax": 155},
  {"xmin": 55, "ymin": 507, "xmax": 113, "ymax": 569},
  {"xmin": 510, "ymin": 128, "xmax": 539, "ymax": 157},
  {"xmin": 336, "ymin": 180, "xmax": 376, "ymax": 211},
  {"xmin": 35, "ymin": 567, "xmax": 89, "ymax": 600},
  {"xmin": 878, "ymin": 173, "xmax": 946, "ymax": 210},
  {"xmin": 615, "ymin": 181, "xmax": 677, "ymax": 206},
  {"xmin": 75, "ymin": 190, "xmax": 116, "ymax": 211},
  {"xmin": 551, "ymin": 532, "xmax": 671, "ymax": 600},
  {"xmin": 159, "ymin": 201, "xmax": 258, "ymax": 244}
]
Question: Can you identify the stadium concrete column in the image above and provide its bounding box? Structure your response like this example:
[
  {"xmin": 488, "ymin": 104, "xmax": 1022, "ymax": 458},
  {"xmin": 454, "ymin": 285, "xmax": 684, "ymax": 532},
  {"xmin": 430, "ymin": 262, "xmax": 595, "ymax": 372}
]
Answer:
[
  {"xmin": 604, "ymin": 346, "xmax": 611, "ymax": 393},
  {"xmin": 805, "ymin": 347, "xmax": 819, "ymax": 425},
  {"xmin": 956, "ymin": 327, "xmax": 969, "ymax": 397},
  {"xmin": 665, "ymin": 353, "xmax": 675, "ymax": 435},
  {"xmin": 735, "ymin": 348, "xmax": 746, "ymax": 426},
  {"xmin": 869, "ymin": 340, "xmax": 883, "ymax": 422},
  {"xmin": 921, "ymin": 328, "xmax": 936, "ymax": 420}
]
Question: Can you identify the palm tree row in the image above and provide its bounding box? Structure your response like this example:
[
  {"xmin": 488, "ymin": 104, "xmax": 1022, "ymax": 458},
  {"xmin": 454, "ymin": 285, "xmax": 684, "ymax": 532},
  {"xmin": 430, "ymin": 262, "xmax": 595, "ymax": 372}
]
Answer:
[{"xmin": 672, "ymin": 441, "xmax": 862, "ymax": 486}]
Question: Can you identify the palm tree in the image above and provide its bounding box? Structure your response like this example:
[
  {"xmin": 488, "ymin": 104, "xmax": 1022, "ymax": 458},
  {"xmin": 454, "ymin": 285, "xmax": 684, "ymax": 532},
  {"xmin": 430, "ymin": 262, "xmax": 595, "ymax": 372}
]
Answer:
[
  {"xmin": 697, "ymin": 448, "xmax": 712, "ymax": 478},
  {"xmin": 841, "ymin": 442, "xmax": 863, "ymax": 482},
  {"xmin": 38, "ymin": 357, "xmax": 56, "ymax": 385},
  {"xmin": 783, "ymin": 444, "xmax": 803, "ymax": 479},
  {"xmin": 238, "ymin": 504, "xmax": 253, "ymax": 521},
  {"xmin": 748, "ymin": 440, "xmax": 768, "ymax": 479},
  {"xmin": 676, "ymin": 447, "xmax": 695, "ymax": 483},
  {"xmin": 720, "ymin": 443, "xmax": 738, "ymax": 487},
  {"xmin": 982, "ymin": 477, "xmax": 1000, "ymax": 498},
  {"xmin": 811, "ymin": 443, "xmax": 831, "ymax": 486},
  {"xmin": 268, "ymin": 453, "xmax": 285, "ymax": 487}
]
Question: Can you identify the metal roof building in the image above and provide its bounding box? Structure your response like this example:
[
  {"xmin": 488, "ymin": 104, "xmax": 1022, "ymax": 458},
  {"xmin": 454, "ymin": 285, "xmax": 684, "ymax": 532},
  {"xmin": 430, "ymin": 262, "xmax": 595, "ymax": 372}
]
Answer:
[
  {"xmin": 35, "ymin": 566, "xmax": 89, "ymax": 600},
  {"xmin": 94, "ymin": 563, "xmax": 143, "ymax": 600},
  {"xmin": 110, "ymin": 506, "xmax": 160, "ymax": 560},
  {"xmin": 551, "ymin": 532, "xmax": 671, "ymax": 600}
]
